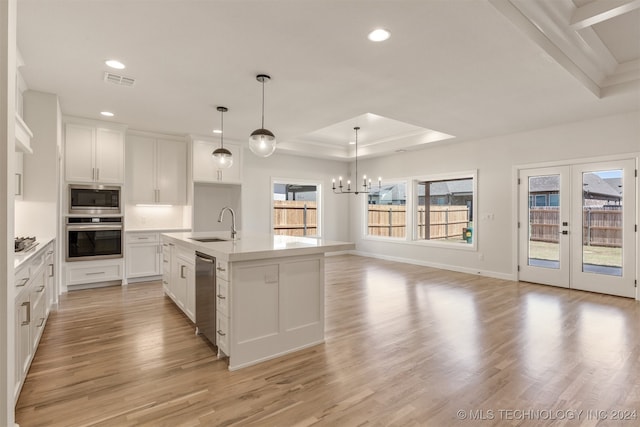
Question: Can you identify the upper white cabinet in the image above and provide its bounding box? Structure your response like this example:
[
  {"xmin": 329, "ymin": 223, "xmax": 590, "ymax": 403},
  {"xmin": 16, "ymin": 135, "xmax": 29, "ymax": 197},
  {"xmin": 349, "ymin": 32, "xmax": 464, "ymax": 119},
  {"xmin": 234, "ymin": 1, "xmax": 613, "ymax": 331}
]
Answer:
[
  {"xmin": 65, "ymin": 122, "xmax": 125, "ymax": 184},
  {"xmin": 127, "ymin": 134, "xmax": 187, "ymax": 205},
  {"xmin": 192, "ymin": 140, "xmax": 242, "ymax": 184}
]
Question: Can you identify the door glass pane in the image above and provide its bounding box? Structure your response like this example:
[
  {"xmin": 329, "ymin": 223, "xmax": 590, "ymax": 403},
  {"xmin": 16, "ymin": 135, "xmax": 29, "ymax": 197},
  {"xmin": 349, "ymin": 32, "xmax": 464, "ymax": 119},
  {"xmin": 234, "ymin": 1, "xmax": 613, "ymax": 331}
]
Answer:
[
  {"xmin": 528, "ymin": 175, "xmax": 560, "ymax": 269},
  {"xmin": 582, "ymin": 170, "xmax": 622, "ymax": 276}
]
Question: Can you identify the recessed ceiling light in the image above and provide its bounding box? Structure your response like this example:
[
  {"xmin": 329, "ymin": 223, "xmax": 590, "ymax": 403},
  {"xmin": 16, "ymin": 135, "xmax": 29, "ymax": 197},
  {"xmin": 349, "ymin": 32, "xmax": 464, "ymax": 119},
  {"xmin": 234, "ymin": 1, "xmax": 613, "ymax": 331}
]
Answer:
[
  {"xmin": 100, "ymin": 111, "xmax": 114, "ymax": 117},
  {"xmin": 105, "ymin": 59, "xmax": 125, "ymax": 70},
  {"xmin": 368, "ymin": 28, "xmax": 390, "ymax": 42},
  {"xmin": 348, "ymin": 141, "xmax": 356, "ymax": 145},
  {"xmin": 212, "ymin": 129, "xmax": 222, "ymax": 134}
]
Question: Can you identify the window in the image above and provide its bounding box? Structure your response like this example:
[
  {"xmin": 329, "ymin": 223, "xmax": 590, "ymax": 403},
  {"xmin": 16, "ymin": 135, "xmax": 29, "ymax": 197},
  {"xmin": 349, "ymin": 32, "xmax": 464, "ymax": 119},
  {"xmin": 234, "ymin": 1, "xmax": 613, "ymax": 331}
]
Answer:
[
  {"xmin": 415, "ymin": 174, "xmax": 475, "ymax": 245},
  {"xmin": 272, "ymin": 180, "xmax": 320, "ymax": 237},
  {"xmin": 366, "ymin": 181, "xmax": 407, "ymax": 238}
]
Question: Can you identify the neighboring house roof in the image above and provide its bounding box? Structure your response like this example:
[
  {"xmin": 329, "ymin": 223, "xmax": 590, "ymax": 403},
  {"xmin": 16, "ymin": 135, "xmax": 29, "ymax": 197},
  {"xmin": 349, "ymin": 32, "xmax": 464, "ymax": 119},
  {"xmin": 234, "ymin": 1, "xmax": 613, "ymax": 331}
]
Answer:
[
  {"xmin": 417, "ymin": 180, "xmax": 473, "ymax": 197},
  {"xmin": 529, "ymin": 173, "xmax": 621, "ymax": 199}
]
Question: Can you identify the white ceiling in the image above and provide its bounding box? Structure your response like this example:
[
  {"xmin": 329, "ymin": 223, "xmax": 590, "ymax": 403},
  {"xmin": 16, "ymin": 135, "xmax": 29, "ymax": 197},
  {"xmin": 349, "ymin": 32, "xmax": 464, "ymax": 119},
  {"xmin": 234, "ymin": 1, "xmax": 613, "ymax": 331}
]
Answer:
[{"xmin": 16, "ymin": 0, "xmax": 640, "ymax": 160}]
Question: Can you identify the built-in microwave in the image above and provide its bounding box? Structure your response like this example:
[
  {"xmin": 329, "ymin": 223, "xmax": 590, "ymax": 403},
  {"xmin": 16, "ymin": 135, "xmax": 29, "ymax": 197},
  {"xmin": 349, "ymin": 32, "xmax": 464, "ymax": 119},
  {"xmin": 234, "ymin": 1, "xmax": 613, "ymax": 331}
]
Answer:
[{"xmin": 69, "ymin": 184, "xmax": 121, "ymax": 215}]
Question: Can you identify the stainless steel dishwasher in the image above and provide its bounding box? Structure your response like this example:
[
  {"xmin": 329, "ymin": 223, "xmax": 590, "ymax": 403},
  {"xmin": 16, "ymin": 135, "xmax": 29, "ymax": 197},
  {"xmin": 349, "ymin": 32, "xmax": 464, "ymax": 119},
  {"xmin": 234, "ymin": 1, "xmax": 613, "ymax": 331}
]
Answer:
[{"xmin": 195, "ymin": 252, "xmax": 217, "ymax": 347}]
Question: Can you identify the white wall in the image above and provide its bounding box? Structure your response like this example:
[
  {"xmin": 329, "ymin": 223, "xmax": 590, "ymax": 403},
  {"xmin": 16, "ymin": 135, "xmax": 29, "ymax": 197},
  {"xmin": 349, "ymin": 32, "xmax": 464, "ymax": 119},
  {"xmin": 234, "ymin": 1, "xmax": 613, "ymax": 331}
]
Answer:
[
  {"xmin": 125, "ymin": 205, "xmax": 190, "ymax": 230},
  {"xmin": 351, "ymin": 111, "xmax": 640, "ymax": 279},
  {"xmin": 241, "ymin": 148, "xmax": 351, "ymax": 241},
  {"xmin": 193, "ymin": 183, "xmax": 241, "ymax": 232},
  {"xmin": 15, "ymin": 90, "xmax": 60, "ymax": 239}
]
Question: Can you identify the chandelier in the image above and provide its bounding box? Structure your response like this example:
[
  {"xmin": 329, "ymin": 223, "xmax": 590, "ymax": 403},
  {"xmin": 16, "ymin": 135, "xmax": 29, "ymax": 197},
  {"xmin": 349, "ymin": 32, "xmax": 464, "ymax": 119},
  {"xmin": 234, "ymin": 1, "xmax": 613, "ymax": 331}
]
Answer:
[{"xmin": 332, "ymin": 126, "xmax": 381, "ymax": 194}]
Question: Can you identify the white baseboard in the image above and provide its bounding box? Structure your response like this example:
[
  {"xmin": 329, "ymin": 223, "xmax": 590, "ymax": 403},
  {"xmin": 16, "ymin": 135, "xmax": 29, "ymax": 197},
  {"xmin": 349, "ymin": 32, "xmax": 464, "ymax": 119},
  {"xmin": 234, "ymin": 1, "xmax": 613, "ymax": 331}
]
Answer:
[{"xmin": 349, "ymin": 250, "xmax": 516, "ymax": 282}]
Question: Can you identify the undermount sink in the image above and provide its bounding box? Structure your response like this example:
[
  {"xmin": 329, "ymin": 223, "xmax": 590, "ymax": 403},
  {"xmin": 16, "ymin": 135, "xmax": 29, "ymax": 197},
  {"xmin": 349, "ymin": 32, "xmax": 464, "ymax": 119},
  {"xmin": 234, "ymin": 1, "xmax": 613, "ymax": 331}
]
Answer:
[{"xmin": 189, "ymin": 237, "xmax": 229, "ymax": 243}]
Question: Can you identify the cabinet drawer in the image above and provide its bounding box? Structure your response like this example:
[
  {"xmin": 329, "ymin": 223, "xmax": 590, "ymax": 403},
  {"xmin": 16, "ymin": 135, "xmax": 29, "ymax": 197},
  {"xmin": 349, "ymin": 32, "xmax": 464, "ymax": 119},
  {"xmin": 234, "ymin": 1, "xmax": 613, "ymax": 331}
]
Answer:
[
  {"xmin": 216, "ymin": 260, "xmax": 229, "ymax": 281},
  {"xmin": 216, "ymin": 278, "xmax": 229, "ymax": 317},
  {"xmin": 69, "ymin": 263, "xmax": 122, "ymax": 285},
  {"xmin": 15, "ymin": 266, "xmax": 30, "ymax": 289},
  {"xmin": 127, "ymin": 232, "xmax": 159, "ymax": 244},
  {"xmin": 216, "ymin": 312, "xmax": 229, "ymax": 355}
]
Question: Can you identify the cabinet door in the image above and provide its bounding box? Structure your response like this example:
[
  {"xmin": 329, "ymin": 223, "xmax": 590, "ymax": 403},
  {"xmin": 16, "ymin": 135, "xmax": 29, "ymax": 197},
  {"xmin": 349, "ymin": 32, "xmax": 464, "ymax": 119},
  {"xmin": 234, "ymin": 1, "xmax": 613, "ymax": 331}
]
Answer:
[
  {"xmin": 126, "ymin": 135, "xmax": 156, "ymax": 204},
  {"xmin": 45, "ymin": 246, "xmax": 55, "ymax": 312},
  {"xmin": 126, "ymin": 243, "xmax": 162, "ymax": 278},
  {"xmin": 65, "ymin": 123, "xmax": 96, "ymax": 182},
  {"xmin": 184, "ymin": 263, "xmax": 195, "ymax": 322},
  {"xmin": 14, "ymin": 294, "xmax": 31, "ymax": 399},
  {"xmin": 173, "ymin": 258, "xmax": 187, "ymax": 310},
  {"xmin": 193, "ymin": 140, "xmax": 242, "ymax": 184},
  {"xmin": 192, "ymin": 140, "xmax": 218, "ymax": 182},
  {"xmin": 156, "ymin": 138, "xmax": 187, "ymax": 205},
  {"xmin": 95, "ymin": 128, "xmax": 124, "ymax": 183}
]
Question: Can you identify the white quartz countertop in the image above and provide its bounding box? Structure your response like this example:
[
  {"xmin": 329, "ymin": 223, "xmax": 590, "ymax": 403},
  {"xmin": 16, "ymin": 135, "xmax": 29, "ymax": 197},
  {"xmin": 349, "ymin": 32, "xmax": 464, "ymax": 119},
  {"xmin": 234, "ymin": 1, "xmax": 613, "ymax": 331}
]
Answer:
[
  {"xmin": 15, "ymin": 236, "xmax": 55, "ymax": 270},
  {"xmin": 161, "ymin": 231, "xmax": 354, "ymax": 262},
  {"xmin": 126, "ymin": 227, "xmax": 192, "ymax": 233}
]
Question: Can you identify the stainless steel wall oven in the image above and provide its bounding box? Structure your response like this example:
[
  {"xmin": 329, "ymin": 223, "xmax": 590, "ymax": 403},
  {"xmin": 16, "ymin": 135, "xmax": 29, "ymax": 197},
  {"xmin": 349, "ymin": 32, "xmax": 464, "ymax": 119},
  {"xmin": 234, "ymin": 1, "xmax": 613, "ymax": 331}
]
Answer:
[
  {"xmin": 69, "ymin": 184, "xmax": 121, "ymax": 215},
  {"xmin": 66, "ymin": 217, "xmax": 123, "ymax": 261}
]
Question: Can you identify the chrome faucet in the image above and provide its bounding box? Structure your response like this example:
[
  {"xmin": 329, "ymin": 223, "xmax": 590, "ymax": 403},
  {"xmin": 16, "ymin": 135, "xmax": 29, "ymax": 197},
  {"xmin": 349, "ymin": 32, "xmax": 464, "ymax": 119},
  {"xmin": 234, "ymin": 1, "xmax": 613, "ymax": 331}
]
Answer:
[{"xmin": 218, "ymin": 207, "xmax": 237, "ymax": 240}]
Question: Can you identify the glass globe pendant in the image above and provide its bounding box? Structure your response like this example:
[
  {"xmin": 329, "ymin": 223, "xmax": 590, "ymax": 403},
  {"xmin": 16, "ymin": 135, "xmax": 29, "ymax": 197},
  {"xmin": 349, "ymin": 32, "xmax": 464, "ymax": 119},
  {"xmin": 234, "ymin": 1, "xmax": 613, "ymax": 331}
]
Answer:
[
  {"xmin": 249, "ymin": 74, "xmax": 276, "ymax": 157},
  {"xmin": 212, "ymin": 106, "xmax": 233, "ymax": 169}
]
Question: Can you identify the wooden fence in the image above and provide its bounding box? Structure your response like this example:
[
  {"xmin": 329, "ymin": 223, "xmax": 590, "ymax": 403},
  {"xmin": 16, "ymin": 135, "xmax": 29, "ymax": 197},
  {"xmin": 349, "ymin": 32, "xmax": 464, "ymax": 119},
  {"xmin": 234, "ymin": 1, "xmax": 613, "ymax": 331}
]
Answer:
[
  {"xmin": 529, "ymin": 207, "xmax": 622, "ymax": 247},
  {"xmin": 273, "ymin": 200, "xmax": 317, "ymax": 236},
  {"xmin": 368, "ymin": 205, "xmax": 469, "ymax": 240}
]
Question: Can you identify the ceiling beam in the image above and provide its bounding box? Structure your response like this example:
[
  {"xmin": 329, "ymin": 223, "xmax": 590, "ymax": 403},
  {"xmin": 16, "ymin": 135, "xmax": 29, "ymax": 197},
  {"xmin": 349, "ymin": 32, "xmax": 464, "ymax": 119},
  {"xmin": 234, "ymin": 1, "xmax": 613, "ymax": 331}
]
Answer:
[{"xmin": 570, "ymin": 0, "xmax": 640, "ymax": 30}]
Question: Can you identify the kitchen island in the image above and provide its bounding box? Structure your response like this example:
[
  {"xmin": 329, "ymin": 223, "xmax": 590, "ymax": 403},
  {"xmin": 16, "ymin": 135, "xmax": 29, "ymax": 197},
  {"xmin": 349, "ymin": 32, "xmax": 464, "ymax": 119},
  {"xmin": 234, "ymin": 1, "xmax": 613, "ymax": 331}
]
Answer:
[{"xmin": 161, "ymin": 231, "xmax": 354, "ymax": 370}]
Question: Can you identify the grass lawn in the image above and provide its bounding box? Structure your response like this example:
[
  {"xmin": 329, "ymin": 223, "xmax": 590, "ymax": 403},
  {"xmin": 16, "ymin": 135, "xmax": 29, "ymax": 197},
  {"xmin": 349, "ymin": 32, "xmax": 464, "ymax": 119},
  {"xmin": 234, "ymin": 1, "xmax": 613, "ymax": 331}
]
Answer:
[{"xmin": 529, "ymin": 241, "xmax": 622, "ymax": 267}]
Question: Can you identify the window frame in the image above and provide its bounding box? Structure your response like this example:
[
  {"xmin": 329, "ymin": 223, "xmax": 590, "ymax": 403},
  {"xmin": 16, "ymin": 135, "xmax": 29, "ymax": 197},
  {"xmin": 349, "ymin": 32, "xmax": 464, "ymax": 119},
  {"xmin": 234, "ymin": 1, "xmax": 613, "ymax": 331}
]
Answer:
[
  {"xmin": 362, "ymin": 179, "xmax": 409, "ymax": 242},
  {"xmin": 270, "ymin": 177, "xmax": 322, "ymax": 238},
  {"xmin": 410, "ymin": 170, "xmax": 478, "ymax": 251}
]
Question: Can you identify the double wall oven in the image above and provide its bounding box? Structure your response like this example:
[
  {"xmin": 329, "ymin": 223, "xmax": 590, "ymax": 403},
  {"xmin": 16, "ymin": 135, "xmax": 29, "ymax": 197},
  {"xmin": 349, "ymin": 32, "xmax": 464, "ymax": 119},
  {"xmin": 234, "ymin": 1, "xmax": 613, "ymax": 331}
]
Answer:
[{"xmin": 66, "ymin": 184, "xmax": 123, "ymax": 262}]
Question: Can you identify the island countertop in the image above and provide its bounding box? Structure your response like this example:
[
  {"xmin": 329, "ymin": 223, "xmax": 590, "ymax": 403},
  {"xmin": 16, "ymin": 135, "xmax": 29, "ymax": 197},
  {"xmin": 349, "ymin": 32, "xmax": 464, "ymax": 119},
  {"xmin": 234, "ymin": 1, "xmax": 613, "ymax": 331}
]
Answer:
[{"xmin": 161, "ymin": 231, "xmax": 355, "ymax": 262}]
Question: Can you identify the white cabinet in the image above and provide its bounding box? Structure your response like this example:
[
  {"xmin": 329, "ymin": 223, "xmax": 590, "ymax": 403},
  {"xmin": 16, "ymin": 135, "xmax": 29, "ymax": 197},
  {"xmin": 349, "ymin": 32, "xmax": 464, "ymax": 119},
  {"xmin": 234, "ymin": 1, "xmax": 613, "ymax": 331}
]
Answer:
[
  {"xmin": 126, "ymin": 232, "xmax": 162, "ymax": 280},
  {"xmin": 14, "ymin": 240, "xmax": 55, "ymax": 403},
  {"xmin": 127, "ymin": 134, "xmax": 187, "ymax": 205},
  {"xmin": 162, "ymin": 238, "xmax": 195, "ymax": 322},
  {"xmin": 162, "ymin": 241, "xmax": 173, "ymax": 299},
  {"xmin": 65, "ymin": 122, "xmax": 124, "ymax": 184},
  {"xmin": 66, "ymin": 259, "xmax": 123, "ymax": 288},
  {"xmin": 193, "ymin": 140, "xmax": 242, "ymax": 184}
]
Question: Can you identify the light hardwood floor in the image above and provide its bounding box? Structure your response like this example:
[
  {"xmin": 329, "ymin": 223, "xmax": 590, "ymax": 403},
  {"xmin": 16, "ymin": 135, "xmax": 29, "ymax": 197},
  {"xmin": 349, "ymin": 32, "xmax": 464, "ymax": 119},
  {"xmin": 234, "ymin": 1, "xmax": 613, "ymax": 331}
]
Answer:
[{"xmin": 16, "ymin": 255, "xmax": 640, "ymax": 426}]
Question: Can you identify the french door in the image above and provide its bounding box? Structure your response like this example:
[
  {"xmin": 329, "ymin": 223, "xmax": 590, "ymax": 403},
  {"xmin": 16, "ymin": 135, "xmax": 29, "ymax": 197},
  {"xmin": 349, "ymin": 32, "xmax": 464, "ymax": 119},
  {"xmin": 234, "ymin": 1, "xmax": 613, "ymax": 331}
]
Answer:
[{"xmin": 518, "ymin": 159, "xmax": 636, "ymax": 298}]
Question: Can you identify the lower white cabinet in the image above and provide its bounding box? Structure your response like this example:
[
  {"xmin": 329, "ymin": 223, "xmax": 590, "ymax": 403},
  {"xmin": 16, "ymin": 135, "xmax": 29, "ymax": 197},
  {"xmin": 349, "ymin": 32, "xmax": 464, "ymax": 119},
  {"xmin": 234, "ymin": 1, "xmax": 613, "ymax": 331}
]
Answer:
[
  {"xmin": 14, "ymin": 240, "xmax": 56, "ymax": 403},
  {"xmin": 161, "ymin": 237, "xmax": 195, "ymax": 322},
  {"xmin": 67, "ymin": 260, "xmax": 123, "ymax": 288},
  {"xmin": 126, "ymin": 232, "xmax": 162, "ymax": 281}
]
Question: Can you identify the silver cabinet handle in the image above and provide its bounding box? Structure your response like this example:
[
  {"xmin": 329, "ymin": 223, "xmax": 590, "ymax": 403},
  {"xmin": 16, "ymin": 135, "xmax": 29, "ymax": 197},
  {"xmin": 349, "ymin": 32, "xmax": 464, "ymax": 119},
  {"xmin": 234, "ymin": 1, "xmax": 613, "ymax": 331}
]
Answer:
[
  {"xmin": 216, "ymin": 294, "xmax": 226, "ymax": 300},
  {"xmin": 137, "ymin": 237, "xmax": 149, "ymax": 240},
  {"xmin": 86, "ymin": 271, "xmax": 105, "ymax": 276},
  {"xmin": 37, "ymin": 318, "xmax": 45, "ymax": 327},
  {"xmin": 36, "ymin": 285, "xmax": 45, "ymax": 293},
  {"xmin": 21, "ymin": 301, "xmax": 30, "ymax": 326},
  {"xmin": 216, "ymin": 329, "xmax": 226, "ymax": 337},
  {"xmin": 216, "ymin": 266, "xmax": 226, "ymax": 272},
  {"xmin": 180, "ymin": 265, "xmax": 186, "ymax": 279},
  {"xmin": 48, "ymin": 263, "xmax": 54, "ymax": 277},
  {"xmin": 15, "ymin": 173, "xmax": 22, "ymax": 196},
  {"xmin": 16, "ymin": 277, "xmax": 29, "ymax": 287}
]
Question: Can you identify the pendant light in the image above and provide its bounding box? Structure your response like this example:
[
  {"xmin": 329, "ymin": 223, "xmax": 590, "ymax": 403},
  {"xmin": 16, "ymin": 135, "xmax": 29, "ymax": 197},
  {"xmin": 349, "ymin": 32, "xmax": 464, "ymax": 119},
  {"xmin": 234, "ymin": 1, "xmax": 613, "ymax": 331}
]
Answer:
[
  {"xmin": 332, "ymin": 127, "xmax": 381, "ymax": 195},
  {"xmin": 249, "ymin": 74, "xmax": 276, "ymax": 157},
  {"xmin": 212, "ymin": 106, "xmax": 233, "ymax": 169}
]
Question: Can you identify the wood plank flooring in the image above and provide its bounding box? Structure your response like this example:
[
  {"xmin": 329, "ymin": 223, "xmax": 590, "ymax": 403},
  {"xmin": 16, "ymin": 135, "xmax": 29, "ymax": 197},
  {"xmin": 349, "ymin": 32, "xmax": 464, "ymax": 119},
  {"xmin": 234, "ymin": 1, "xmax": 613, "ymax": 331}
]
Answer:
[{"xmin": 15, "ymin": 255, "xmax": 640, "ymax": 426}]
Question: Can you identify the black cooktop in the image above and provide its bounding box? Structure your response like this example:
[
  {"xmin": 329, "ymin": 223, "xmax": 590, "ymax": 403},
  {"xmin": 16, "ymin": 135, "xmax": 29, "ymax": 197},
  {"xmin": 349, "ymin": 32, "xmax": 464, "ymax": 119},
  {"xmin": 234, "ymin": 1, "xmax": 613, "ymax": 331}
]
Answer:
[{"xmin": 15, "ymin": 236, "xmax": 37, "ymax": 253}]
